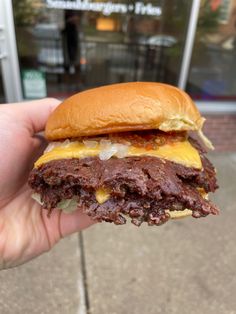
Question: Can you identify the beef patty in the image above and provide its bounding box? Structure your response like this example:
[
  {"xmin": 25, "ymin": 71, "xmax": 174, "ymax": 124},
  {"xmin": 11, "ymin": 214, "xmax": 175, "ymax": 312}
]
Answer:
[{"xmin": 28, "ymin": 140, "xmax": 218, "ymax": 226}]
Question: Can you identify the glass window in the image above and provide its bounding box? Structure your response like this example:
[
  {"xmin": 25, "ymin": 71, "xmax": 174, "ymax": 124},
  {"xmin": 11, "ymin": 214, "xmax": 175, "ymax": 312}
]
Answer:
[
  {"xmin": 187, "ymin": 0, "xmax": 236, "ymax": 101},
  {"xmin": 13, "ymin": 0, "xmax": 192, "ymax": 99}
]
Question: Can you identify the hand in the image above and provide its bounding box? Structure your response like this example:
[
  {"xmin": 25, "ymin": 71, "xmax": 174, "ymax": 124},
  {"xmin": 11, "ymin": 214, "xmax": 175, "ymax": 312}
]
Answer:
[{"xmin": 0, "ymin": 99, "xmax": 95, "ymax": 269}]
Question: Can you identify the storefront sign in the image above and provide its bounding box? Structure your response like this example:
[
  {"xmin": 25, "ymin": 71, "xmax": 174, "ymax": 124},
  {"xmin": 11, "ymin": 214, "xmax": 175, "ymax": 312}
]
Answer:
[
  {"xmin": 46, "ymin": 0, "xmax": 162, "ymax": 17},
  {"xmin": 22, "ymin": 70, "xmax": 47, "ymax": 99}
]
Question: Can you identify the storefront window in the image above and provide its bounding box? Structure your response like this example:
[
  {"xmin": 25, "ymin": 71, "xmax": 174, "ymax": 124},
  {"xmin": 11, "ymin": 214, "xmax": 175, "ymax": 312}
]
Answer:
[
  {"xmin": 187, "ymin": 0, "xmax": 236, "ymax": 101},
  {"xmin": 13, "ymin": 0, "xmax": 192, "ymax": 99}
]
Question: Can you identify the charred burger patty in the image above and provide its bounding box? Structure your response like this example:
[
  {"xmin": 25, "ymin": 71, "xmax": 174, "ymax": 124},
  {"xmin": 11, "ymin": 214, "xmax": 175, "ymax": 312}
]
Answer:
[
  {"xmin": 29, "ymin": 133, "xmax": 218, "ymax": 226},
  {"xmin": 28, "ymin": 82, "xmax": 219, "ymax": 227}
]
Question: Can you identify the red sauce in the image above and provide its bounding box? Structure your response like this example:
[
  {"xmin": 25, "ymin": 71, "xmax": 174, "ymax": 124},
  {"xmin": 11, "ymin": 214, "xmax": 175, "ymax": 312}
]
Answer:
[
  {"xmin": 81, "ymin": 130, "xmax": 187, "ymax": 150},
  {"xmin": 108, "ymin": 130, "xmax": 187, "ymax": 149}
]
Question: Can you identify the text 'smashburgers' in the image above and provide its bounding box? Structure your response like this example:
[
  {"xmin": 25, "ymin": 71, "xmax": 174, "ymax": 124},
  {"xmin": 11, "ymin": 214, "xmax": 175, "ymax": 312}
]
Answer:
[{"xmin": 29, "ymin": 82, "xmax": 219, "ymax": 226}]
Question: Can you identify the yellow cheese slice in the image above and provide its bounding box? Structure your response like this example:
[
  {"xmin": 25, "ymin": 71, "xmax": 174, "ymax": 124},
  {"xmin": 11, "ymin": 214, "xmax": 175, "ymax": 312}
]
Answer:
[
  {"xmin": 34, "ymin": 140, "xmax": 202, "ymax": 169},
  {"xmin": 128, "ymin": 141, "xmax": 201, "ymax": 169},
  {"xmin": 95, "ymin": 188, "xmax": 207, "ymax": 218},
  {"xmin": 95, "ymin": 188, "xmax": 110, "ymax": 204}
]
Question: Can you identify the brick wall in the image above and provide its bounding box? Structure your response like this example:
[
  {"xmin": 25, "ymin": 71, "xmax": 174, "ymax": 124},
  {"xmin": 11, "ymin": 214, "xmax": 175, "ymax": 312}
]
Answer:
[{"xmin": 202, "ymin": 114, "xmax": 236, "ymax": 152}]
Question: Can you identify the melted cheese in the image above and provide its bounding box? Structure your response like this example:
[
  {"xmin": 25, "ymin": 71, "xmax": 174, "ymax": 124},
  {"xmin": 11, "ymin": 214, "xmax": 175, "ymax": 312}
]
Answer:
[
  {"xmin": 95, "ymin": 187, "xmax": 207, "ymax": 207},
  {"xmin": 95, "ymin": 188, "xmax": 110, "ymax": 204},
  {"xmin": 127, "ymin": 141, "xmax": 201, "ymax": 169},
  {"xmin": 34, "ymin": 140, "xmax": 202, "ymax": 169}
]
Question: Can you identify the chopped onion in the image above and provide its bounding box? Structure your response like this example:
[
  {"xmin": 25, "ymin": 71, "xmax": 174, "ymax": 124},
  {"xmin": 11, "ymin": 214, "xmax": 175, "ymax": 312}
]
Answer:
[
  {"xmin": 100, "ymin": 139, "xmax": 112, "ymax": 149},
  {"xmin": 99, "ymin": 145, "xmax": 118, "ymax": 160},
  {"xmin": 57, "ymin": 198, "xmax": 78, "ymax": 213},
  {"xmin": 31, "ymin": 193, "xmax": 43, "ymax": 205},
  {"xmin": 83, "ymin": 140, "xmax": 98, "ymax": 148},
  {"xmin": 114, "ymin": 144, "xmax": 129, "ymax": 158},
  {"xmin": 63, "ymin": 139, "xmax": 72, "ymax": 147},
  {"xmin": 44, "ymin": 137, "xmax": 130, "ymax": 162},
  {"xmin": 44, "ymin": 142, "xmax": 58, "ymax": 153},
  {"xmin": 44, "ymin": 139, "xmax": 72, "ymax": 153}
]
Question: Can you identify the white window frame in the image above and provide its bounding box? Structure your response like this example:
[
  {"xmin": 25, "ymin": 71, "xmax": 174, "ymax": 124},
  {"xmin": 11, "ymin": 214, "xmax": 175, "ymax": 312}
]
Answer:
[
  {"xmin": 178, "ymin": 0, "xmax": 201, "ymax": 91},
  {"xmin": 178, "ymin": 0, "xmax": 236, "ymax": 113},
  {"xmin": 0, "ymin": 0, "xmax": 22, "ymax": 102}
]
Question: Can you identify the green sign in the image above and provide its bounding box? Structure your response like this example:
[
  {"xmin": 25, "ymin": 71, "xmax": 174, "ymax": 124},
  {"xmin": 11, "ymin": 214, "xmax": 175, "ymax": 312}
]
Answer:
[{"xmin": 22, "ymin": 70, "xmax": 47, "ymax": 99}]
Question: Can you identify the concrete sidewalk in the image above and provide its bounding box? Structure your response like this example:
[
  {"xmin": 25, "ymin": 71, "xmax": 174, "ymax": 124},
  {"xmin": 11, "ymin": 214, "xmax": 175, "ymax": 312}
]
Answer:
[{"xmin": 0, "ymin": 153, "xmax": 236, "ymax": 314}]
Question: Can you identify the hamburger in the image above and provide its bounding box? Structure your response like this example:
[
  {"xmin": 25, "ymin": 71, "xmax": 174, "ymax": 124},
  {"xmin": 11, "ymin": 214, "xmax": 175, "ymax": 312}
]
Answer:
[{"xmin": 29, "ymin": 82, "xmax": 219, "ymax": 226}]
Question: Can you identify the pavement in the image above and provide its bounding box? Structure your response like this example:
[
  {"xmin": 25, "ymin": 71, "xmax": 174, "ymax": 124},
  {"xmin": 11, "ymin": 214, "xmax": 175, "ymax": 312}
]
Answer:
[{"xmin": 0, "ymin": 153, "xmax": 236, "ymax": 314}]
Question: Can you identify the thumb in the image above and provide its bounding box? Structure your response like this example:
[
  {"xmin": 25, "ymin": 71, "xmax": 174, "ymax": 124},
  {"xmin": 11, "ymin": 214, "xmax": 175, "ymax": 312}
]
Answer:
[{"xmin": 12, "ymin": 98, "xmax": 61, "ymax": 135}]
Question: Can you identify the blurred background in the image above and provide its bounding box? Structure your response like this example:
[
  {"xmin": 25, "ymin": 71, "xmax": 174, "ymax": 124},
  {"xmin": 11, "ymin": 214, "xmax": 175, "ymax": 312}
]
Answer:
[
  {"xmin": 0, "ymin": 0, "xmax": 236, "ymax": 150},
  {"xmin": 0, "ymin": 1, "xmax": 236, "ymax": 313}
]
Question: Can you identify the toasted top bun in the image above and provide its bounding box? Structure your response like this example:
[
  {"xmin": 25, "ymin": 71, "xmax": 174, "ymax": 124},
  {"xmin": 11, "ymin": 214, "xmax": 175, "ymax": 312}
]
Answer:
[{"xmin": 46, "ymin": 82, "xmax": 204, "ymax": 140}]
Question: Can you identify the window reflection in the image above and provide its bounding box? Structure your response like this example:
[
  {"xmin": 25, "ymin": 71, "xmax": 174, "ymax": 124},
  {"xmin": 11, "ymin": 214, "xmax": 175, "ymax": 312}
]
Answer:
[
  {"xmin": 13, "ymin": 0, "xmax": 192, "ymax": 99},
  {"xmin": 187, "ymin": 0, "xmax": 236, "ymax": 101}
]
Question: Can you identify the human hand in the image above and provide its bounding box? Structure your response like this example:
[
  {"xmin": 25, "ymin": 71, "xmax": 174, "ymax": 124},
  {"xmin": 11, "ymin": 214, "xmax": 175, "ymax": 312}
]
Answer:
[{"xmin": 0, "ymin": 99, "xmax": 95, "ymax": 269}]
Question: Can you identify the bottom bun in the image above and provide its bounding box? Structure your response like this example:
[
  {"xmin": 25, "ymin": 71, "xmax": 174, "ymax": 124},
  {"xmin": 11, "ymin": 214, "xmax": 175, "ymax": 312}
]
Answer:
[
  {"xmin": 167, "ymin": 191, "xmax": 209, "ymax": 219},
  {"xmin": 166, "ymin": 209, "xmax": 192, "ymax": 219}
]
